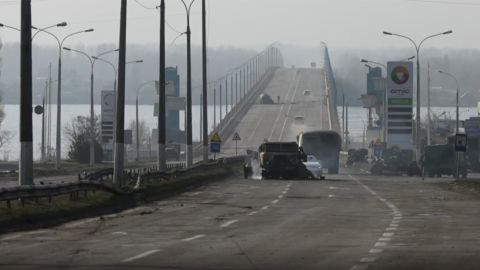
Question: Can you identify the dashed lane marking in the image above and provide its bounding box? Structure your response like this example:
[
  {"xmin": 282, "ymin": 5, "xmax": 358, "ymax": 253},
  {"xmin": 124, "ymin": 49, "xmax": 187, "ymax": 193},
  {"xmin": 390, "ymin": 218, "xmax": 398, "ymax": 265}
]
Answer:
[
  {"xmin": 220, "ymin": 220, "xmax": 239, "ymax": 228},
  {"xmin": 247, "ymin": 211, "xmax": 258, "ymax": 216},
  {"xmin": 271, "ymin": 199, "xmax": 279, "ymax": 204},
  {"xmin": 122, "ymin": 249, "xmax": 161, "ymax": 263},
  {"xmin": 349, "ymin": 175, "xmax": 403, "ymax": 270},
  {"xmin": 181, "ymin": 234, "xmax": 206, "ymax": 242}
]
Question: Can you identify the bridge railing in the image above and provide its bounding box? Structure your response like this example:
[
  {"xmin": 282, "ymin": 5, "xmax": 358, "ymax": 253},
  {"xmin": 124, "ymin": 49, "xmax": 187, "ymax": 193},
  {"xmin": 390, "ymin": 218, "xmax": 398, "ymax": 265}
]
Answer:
[
  {"xmin": 322, "ymin": 44, "xmax": 341, "ymax": 133},
  {"xmin": 194, "ymin": 45, "xmax": 284, "ymax": 157}
]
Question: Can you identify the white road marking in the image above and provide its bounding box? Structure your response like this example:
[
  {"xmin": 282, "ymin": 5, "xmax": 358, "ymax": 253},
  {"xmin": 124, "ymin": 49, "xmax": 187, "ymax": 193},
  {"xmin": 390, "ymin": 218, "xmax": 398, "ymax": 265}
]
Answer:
[
  {"xmin": 181, "ymin": 234, "xmax": 206, "ymax": 242},
  {"xmin": 278, "ymin": 194, "xmax": 284, "ymax": 199},
  {"xmin": 268, "ymin": 72, "xmax": 299, "ymax": 141},
  {"xmin": 390, "ymin": 224, "xmax": 399, "ymax": 228},
  {"xmin": 220, "ymin": 220, "xmax": 239, "ymax": 228},
  {"xmin": 350, "ymin": 265, "xmax": 368, "ymax": 270},
  {"xmin": 360, "ymin": 257, "xmax": 377, "ymax": 263},
  {"xmin": 386, "ymin": 227, "xmax": 397, "ymax": 231},
  {"xmin": 112, "ymin": 232, "xmax": 128, "ymax": 236},
  {"xmin": 383, "ymin": 232, "xmax": 394, "ymax": 237},
  {"xmin": 271, "ymin": 199, "xmax": 279, "ymax": 204},
  {"xmin": 369, "ymin": 248, "xmax": 383, "ymax": 254},
  {"xmin": 379, "ymin": 237, "xmax": 391, "ymax": 241},
  {"xmin": 248, "ymin": 211, "xmax": 258, "ymax": 216},
  {"xmin": 122, "ymin": 249, "xmax": 160, "ymax": 263},
  {"xmin": 328, "ymin": 194, "xmax": 335, "ymax": 198},
  {"xmin": 261, "ymin": 206, "xmax": 270, "ymax": 210},
  {"xmin": 0, "ymin": 234, "xmax": 22, "ymax": 241},
  {"xmin": 375, "ymin": 242, "xmax": 388, "ymax": 247}
]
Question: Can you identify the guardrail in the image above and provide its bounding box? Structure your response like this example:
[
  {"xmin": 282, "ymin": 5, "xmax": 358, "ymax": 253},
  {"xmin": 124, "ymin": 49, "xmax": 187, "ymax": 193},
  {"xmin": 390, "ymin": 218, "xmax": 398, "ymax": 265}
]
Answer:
[{"xmin": 0, "ymin": 156, "xmax": 244, "ymax": 209}]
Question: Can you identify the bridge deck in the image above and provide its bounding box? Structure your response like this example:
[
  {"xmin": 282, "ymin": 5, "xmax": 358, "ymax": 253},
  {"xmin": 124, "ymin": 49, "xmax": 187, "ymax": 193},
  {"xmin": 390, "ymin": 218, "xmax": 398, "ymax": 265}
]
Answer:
[{"xmin": 221, "ymin": 67, "xmax": 332, "ymax": 155}]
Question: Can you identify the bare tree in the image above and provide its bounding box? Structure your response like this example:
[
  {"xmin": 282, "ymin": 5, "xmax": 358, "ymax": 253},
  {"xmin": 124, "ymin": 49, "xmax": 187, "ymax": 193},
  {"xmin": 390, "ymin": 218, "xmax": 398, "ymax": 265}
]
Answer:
[{"xmin": 64, "ymin": 115, "xmax": 103, "ymax": 163}]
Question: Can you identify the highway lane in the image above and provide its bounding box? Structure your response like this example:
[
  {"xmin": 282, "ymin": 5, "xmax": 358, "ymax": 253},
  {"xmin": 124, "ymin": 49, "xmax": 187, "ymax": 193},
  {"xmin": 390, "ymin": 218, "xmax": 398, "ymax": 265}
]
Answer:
[
  {"xmin": 3, "ymin": 171, "xmax": 480, "ymax": 269},
  {"xmin": 221, "ymin": 67, "xmax": 331, "ymax": 156},
  {"xmin": 3, "ymin": 67, "xmax": 480, "ymax": 269}
]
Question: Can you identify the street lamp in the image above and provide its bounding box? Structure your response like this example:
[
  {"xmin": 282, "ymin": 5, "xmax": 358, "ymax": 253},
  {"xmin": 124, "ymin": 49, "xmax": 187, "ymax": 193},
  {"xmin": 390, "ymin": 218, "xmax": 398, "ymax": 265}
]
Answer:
[
  {"xmin": 437, "ymin": 70, "xmax": 459, "ymax": 133},
  {"xmin": 383, "ymin": 30, "xmax": 453, "ymax": 161},
  {"xmin": 34, "ymin": 27, "xmax": 94, "ymax": 169},
  {"xmin": 361, "ymin": 59, "xmax": 387, "ymax": 143},
  {"xmin": 179, "ymin": 0, "xmax": 197, "ymax": 168},
  {"xmin": 135, "ymin": 80, "xmax": 157, "ymax": 161},
  {"xmin": 63, "ymin": 47, "xmax": 96, "ymax": 166}
]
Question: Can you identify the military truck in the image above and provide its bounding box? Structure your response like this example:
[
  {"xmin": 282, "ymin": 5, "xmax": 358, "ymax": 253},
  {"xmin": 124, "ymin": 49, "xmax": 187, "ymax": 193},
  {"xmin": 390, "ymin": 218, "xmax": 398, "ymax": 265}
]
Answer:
[
  {"xmin": 244, "ymin": 142, "xmax": 312, "ymax": 180},
  {"xmin": 422, "ymin": 144, "xmax": 467, "ymax": 178}
]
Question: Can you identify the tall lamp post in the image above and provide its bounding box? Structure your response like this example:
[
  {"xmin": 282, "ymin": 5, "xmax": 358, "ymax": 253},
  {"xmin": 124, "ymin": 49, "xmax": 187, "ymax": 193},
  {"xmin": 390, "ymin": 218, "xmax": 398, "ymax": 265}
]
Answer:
[
  {"xmin": 437, "ymin": 70, "xmax": 459, "ymax": 133},
  {"xmin": 383, "ymin": 30, "xmax": 453, "ymax": 161},
  {"xmin": 34, "ymin": 27, "xmax": 94, "ymax": 169},
  {"xmin": 135, "ymin": 80, "xmax": 157, "ymax": 162},
  {"xmin": 361, "ymin": 59, "xmax": 387, "ymax": 142},
  {"xmin": 179, "ymin": 0, "xmax": 197, "ymax": 168},
  {"xmin": 63, "ymin": 47, "xmax": 96, "ymax": 166},
  {"xmin": 437, "ymin": 70, "xmax": 460, "ymax": 180}
]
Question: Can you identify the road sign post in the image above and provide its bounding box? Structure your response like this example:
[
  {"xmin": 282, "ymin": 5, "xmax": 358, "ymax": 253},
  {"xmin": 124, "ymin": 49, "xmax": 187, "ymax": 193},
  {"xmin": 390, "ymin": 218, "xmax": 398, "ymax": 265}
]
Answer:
[
  {"xmin": 233, "ymin": 132, "xmax": 241, "ymax": 156},
  {"xmin": 210, "ymin": 132, "xmax": 222, "ymax": 160},
  {"xmin": 455, "ymin": 133, "xmax": 467, "ymax": 180}
]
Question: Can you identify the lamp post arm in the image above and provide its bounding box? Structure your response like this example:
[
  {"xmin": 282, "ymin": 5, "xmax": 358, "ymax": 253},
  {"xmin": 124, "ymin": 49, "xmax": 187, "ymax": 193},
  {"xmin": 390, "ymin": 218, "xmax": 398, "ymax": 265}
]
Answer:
[
  {"xmin": 418, "ymin": 32, "xmax": 448, "ymax": 51},
  {"xmin": 65, "ymin": 48, "xmax": 93, "ymax": 66},
  {"xmin": 32, "ymin": 28, "xmax": 60, "ymax": 49},
  {"xmin": 391, "ymin": 33, "xmax": 419, "ymax": 53},
  {"xmin": 60, "ymin": 30, "xmax": 87, "ymax": 48},
  {"xmin": 31, "ymin": 24, "xmax": 62, "ymax": 41}
]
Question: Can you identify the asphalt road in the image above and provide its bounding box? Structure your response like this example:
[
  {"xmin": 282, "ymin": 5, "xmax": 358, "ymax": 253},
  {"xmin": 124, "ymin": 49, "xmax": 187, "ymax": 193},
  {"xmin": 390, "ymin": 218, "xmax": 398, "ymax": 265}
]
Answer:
[
  {"xmin": 2, "ymin": 68, "xmax": 480, "ymax": 269},
  {"xmin": 220, "ymin": 67, "xmax": 331, "ymax": 156},
  {"xmin": 2, "ymin": 170, "xmax": 480, "ymax": 269}
]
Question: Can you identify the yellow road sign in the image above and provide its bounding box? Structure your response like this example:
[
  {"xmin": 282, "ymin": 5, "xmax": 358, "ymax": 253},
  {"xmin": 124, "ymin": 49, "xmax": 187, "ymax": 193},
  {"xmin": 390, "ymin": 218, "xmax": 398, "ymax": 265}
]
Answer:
[{"xmin": 211, "ymin": 132, "xmax": 222, "ymax": 142}]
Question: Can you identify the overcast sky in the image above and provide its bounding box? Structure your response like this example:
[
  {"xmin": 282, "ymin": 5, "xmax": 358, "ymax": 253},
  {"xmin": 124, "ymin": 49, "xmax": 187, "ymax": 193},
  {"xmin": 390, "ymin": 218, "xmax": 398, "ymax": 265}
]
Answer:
[{"xmin": 0, "ymin": 0, "xmax": 479, "ymax": 50}]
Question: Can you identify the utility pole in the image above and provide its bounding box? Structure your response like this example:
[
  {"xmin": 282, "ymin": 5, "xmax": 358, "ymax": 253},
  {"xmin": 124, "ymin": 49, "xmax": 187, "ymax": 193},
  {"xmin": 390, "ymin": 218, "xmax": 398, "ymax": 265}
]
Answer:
[
  {"xmin": 113, "ymin": 0, "xmax": 127, "ymax": 187},
  {"xmin": 213, "ymin": 86, "xmax": 217, "ymax": 128},
  {"xmin": 225, "ymin": 77, "xmax": 228, "ymax": 114},
  {"xmin": 219, "ymin": 83, "xmax": 222, "ymax": 127},
  {"xmin": 346, "ymin": 103, "xmax": 349, "ymax": 150},
  {"xmin": 20, "ymin": 0, "xmax": 33, "ymax": 186},
  {"xmin": 202, "ymin": 0, "xmax": 208, "ymax": 162},
  {"xmin": 235, "ymin": 72, "xmax": 238, "ymax": 106},
  {"xmin": 427, "ymin": 63, "xmax": 431, "ymax": 146},
  {"xmin": 41, "ymin": 95, "xmax": 45, "ymax": 162},
  {"xmin": 158, "ymin": 0, "xmax": 166, "ymax": 171},
  {"xmin": 342, "ymin": 92, "xmax": 345, "ymax": 145},
  {"xmin": 230, "ymin": 75, "xmax": 233, "ymax": 111},
  {"xmin": 136, "ymin": 96, "xmax": 140, "ymax": 161}
]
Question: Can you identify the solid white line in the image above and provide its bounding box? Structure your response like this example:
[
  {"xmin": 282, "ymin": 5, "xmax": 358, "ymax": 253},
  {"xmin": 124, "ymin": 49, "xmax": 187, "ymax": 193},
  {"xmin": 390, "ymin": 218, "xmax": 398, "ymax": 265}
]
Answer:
[
  {"xmin": 268, "ymin": 72, "xmax": 298, "ymax": 141},
  {"xmin": 279, "ymin": 75, "xmax": 302, "ymax": 141},
  {"xmin": 360, "ymin": 257, "xmax": 377, "ymax": 263},
  {"xmin": 220, "ymin": 220, "xmax": 239, "ymax": 228},
  {"xmin": 122, "ymin": 249, "xmax": 160, "ymax": 263},
  {"xmin": 350, "ymin": 265, "xmax": 368, "ymax": 270},
  {"xmin": 181, "ymin": 234, "xmax": 206, "ymax": 242},
  {"xmin": 0, "ymin": 234, "xmax": 22, "ymax": 241}
]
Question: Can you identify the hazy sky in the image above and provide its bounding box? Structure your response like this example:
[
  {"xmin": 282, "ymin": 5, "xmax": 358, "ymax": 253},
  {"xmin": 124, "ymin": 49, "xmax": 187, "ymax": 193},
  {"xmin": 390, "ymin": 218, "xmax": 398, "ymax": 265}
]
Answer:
[{"xmin": 0, "ymin": 0, "xmax": 479, "ymax": 50}]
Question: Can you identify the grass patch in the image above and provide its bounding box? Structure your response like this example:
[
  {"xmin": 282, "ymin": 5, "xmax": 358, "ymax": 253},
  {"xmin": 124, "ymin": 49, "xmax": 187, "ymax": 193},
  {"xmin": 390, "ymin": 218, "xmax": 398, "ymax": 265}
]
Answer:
[
  {"xmin": 439, "ymin": 180, "xmax": 480, "ymax": 195},
  {"xmin": 0, "ymin": 191, "xmax": 136, "ymax": 235}
]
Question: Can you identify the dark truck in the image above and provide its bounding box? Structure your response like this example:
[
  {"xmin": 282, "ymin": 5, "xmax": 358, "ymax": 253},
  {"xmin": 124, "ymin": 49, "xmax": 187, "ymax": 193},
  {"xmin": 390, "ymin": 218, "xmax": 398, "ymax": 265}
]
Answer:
[
  {"xmin": 422, "ymin": 144, "xmax": 467, "ymax": 178},
  {"xmin": 297, "ymin": 131, "xmax": 342, "ymax": 174},
  {"xmin": 244, "ymin": 142, "xmax": 312, "ymax": 180}
]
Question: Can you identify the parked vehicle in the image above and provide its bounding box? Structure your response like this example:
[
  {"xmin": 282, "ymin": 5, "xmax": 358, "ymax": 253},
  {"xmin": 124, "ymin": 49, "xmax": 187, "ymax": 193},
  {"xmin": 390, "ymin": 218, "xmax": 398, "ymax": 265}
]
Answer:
[
  {"xmin": 297, "ymin": 131, "xmax": 341, "ymax": 174},
  {"xmin": 422, "ymin": 144, "xmax": 467, "ymax": 178},
  {"xmin": 370, "ymin": 147, "xmax": 420, "ymax": 176},
  {"xmin": 244, "ymin": 142, "xmax": 313, "ymax": 180},
  {"xmin": 303, "ymin": 155, "xmax": 325, "ymax": 180}
]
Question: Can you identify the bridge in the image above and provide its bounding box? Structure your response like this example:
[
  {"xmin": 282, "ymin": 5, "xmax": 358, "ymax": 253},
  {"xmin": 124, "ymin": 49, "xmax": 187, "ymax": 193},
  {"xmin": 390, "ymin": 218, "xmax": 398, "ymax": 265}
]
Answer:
[{"xmin": 2, "ymin": 44, "xmax": 480, "ymax": 270}]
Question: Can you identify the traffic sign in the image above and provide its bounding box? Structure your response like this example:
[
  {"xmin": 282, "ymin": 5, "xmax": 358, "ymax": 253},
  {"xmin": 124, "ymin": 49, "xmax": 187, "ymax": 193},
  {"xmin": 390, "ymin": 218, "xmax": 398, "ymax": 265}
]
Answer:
[
  {"xmin": 211, "ymin": 132, "xmax": 222, "ymax": 142},
  {"xmin": 210, "ymin": 142, "xmax": 221, "ymax": 153},
  {"xmin": 455, "ymin": 133, "xmax": 467, "ymax": 152},
  {"xmin": 34, "ymin": 105, "xmax": 44, "ymax": 115},
  {"xmin": 233, "ymin": 132, "xmax": 241, "ymax": 141}
]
